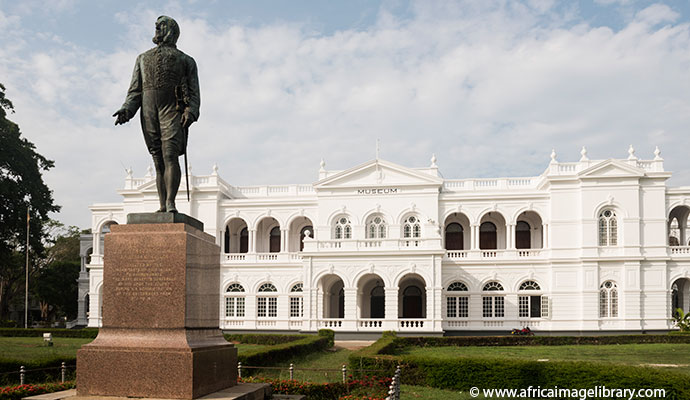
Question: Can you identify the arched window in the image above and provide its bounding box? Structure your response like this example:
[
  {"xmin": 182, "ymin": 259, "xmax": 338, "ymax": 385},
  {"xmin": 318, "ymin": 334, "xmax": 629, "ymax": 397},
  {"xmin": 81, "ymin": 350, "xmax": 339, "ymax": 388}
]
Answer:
[
  {"xmin": 367, "ymin": 215, "xmax": 387, "ymax": 239},
  {"xmin": 599, "ymin": 281, "xmax": 618, "ymax": 318},
  {"xmin": 515, "ymin": 221, "xmax": 531, "ymax": 249},
  {"xmin": 598, "ymin": 210, "xmax": 618, "ymax": 246},
  {"xmin": 258, "ymin": 283, "xmax": 278, "ymax": 318},
  {"xmin": 224, "ymin": 283, "xmax": 245, "ymax": 318},
  {"xmin": 446, "ymin": 281, "xmax": 469, "ymax": 318},
  {"xmin": 480, "ymin": 222, "xmax": 497, "ymax": 250},
  {"xmin": 403, "ymin": 216, "xmax": 421, "ymax": 238},
  {"xmin": 518, "ymin": 280, "xmax": 547, "ymax": 318},
  {"xmin": 334, "ymin": 216, "xmax": 352, "ymax": 239},
  {"xmin": 269, "ymin": 227, "xmax": 281, "ymax": 253},
  {"xmin": 482, "ymin": 281, "xmax": 504, "ymax": 318},
  {"xmin": 290, "ymin": 283, "xmax": 303, "ymax": 318},
  {"xmin": 445, "ymin": 223, "xmax": 463, "ymax": 250},
  {"xmin": 402, "ymin": 215, "xmax": 421, "ymax": 247}
]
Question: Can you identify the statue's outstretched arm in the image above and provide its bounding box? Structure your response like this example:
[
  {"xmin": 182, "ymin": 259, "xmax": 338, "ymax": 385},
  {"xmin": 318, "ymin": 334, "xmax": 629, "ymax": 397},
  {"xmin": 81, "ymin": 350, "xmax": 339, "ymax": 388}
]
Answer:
[{"xmin": 113, "ymin": 56, "xmax": 143, "ymax": 125}]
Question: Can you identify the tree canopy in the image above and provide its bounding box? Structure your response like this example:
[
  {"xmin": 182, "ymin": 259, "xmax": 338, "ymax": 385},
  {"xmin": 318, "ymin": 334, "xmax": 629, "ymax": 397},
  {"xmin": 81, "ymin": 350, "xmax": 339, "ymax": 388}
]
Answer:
[{"xmin": 0, "ymin": 83, "xmax": 60, "ymax": 321}]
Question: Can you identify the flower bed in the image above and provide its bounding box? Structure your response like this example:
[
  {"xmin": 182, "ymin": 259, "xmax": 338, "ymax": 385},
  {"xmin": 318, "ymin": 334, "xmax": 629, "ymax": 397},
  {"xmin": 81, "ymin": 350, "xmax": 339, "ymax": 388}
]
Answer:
[
  {"xmin": 0, "ymin": 382, "xmax": 74, "ymax": 400},
  {"xmin": 239, "ymin": 375, "xmax": 391, "ymax": 400}
]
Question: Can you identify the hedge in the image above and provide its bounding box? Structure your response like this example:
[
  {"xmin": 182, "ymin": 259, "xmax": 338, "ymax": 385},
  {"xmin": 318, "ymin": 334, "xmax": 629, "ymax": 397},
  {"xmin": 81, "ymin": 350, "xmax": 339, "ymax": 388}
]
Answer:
[
  {"xmin": 223, "ymin": 333, "xmax": 305, "ymax": 345},
  {"xmin": 0, "ymin": 358, "xmax": 75, "ymax": 386},
  {"xmin": 239, "ymin": 375, "xmax": 391, "ymax": 400},
  {"xmin": 394, "ymin": 334, "xmax": 690, "ymax": 348},
  {"xmin": 0, "ymin": 328, "xmax": 98, "ymax": 338},
  {"xmin": 234, "ymin": 330, "xmax": 335, "ymax": 369},
  {"xmin": 348, "ymin": 333, "xmax": 690, "ymax": 399}
]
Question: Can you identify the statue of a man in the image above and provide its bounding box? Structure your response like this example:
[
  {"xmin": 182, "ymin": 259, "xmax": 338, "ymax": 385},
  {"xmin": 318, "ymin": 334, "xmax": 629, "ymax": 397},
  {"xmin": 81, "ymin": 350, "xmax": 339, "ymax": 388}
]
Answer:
[{"xmin": 113, "ymin": 15, "xmax": 200, "ymax": 213}]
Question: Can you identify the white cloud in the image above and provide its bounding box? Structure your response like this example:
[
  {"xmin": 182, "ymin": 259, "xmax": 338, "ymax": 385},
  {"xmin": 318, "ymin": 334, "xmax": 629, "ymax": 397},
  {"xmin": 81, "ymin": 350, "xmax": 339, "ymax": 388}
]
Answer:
[{"xmin": 1, "ymin": 1, "xmax": 690, "ymax": 228}]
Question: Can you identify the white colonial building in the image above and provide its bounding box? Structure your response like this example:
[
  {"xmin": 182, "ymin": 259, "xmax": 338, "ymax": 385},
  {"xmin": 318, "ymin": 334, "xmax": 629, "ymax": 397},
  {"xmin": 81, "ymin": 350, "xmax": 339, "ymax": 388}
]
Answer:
[{"xmin": 80, "ymin": 146, "xmax": 690, "ymax": 334}]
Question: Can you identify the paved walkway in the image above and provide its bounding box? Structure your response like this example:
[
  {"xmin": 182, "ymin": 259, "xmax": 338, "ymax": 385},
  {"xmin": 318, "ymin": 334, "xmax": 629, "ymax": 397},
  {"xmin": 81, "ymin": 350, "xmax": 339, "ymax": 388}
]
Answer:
[{"xmin": 334, "ymin": 340, "xmax": 375, "ymax": 350}]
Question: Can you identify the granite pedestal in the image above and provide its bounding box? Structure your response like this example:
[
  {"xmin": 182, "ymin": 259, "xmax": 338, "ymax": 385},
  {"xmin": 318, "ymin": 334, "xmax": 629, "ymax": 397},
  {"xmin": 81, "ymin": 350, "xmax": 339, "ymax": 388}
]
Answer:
[{"xmin": 77, "ymin": 214, "xmax": 238, "ymax": 399}]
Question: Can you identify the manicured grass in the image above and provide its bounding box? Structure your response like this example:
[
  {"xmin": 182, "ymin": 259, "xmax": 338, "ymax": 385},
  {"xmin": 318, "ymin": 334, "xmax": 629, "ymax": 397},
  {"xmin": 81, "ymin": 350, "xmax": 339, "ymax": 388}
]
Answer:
[
  {"xmin": 397, "ymin": 343, "xmax": 690, "ymax": 375},
  {"xmin": 0, "ymin": 337, "xmax": 92, "ymax": 362}
]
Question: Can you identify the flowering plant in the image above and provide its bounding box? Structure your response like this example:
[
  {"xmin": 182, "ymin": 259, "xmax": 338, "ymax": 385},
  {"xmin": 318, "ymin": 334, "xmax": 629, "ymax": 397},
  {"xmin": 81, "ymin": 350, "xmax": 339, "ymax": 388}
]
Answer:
[
  {"xmin": 239, "ymin": 375, "xmax": 390, "ymax": 400},
  {"xmin": 0, "ymin": 382, "xmax": 74, "ymax": 400}
]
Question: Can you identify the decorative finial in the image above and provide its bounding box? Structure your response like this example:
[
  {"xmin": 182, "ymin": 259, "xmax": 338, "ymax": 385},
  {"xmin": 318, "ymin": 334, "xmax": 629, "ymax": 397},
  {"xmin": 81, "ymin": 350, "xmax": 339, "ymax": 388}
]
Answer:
[
  {"xmin": 319, "ymin": 158, "xmax": 326, "ymax": 171},
  {"xmin": 550, "ymin": 149, "xmax": 557, "ymax": 164},
  {"xmin": 212, "ymin": 163, "xmax": 219, "ymax": 175},
  {"xmin": 146, "ymin": 165, "xmax": 154, "ymax": 177},
  {"xmin": 579, "ymin": 146, "xmax": 588, "ymax": 161},
  {"xmin": 654, "ymin": 146, "xmax": 662, "ymax": 160},
  {"xmin": 627, "ymin": 144, "xmax": 636, "ymax": 160},
  {"xmin": 125, "ymin": 167, "xmax": 133, "ymax": 178},
  {"xmin": 430, "ymin": 153, "xmax": 438, "ymax": 168},
  {"xmin": 375, "ymin": 138, "xmax": 380, "ymax": 160}
]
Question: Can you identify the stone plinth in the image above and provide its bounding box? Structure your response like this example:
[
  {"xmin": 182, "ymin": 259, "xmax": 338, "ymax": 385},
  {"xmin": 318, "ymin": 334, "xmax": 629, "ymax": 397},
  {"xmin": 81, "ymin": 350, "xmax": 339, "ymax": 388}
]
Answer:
[{"xmin": 77, "ymin": 216, "xmax": 237, "ymax": 399}]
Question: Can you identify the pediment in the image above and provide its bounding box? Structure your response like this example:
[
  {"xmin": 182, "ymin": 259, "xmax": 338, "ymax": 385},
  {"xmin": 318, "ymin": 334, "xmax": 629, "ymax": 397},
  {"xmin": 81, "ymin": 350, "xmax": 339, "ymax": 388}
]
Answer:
[
  {"xmin": 315, "ymin": 159, "xmax": 442, "ymax": 189},
  {"xmin": 578, "ymin": 159, "xmax": 644, "ymax": 179}
]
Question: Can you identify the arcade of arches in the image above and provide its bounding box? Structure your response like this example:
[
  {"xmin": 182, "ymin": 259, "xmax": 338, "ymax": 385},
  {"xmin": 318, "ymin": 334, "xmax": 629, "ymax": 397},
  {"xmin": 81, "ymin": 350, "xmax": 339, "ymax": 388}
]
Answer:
[
  {"xmin": 444, "ymin": 211, "xmax": 544, "ymax": 250},
  {"xmin": 318, "ymin": 273, "xmax": 427, "ymax": 320},
  {"xmin": 224, "ymin": 216, "xmax": 313, "ymax": 254}
]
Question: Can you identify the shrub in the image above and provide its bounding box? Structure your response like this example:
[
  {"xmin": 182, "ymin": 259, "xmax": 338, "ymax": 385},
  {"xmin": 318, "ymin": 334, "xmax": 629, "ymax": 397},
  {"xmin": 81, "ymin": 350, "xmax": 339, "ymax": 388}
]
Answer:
[
  {"xmin": 390, "ymin": 334, "xmax": 690, "ymax": 348},
  {"xmin": 672, "ymin": 308, "xmax": 690, "ymax": 332},
  {"xmin": 236, "ymin": 334, "xmax": 332, "ymax": 369},
  {"xmin": 239, "ymin": 375, "xmax": 390, "ymax": 400},
  {"xmin": 0, "ymin": 381, "xmax": 74, "ymax": 400},
  {"xmin": 223, "ymin": 333, "xmax": 305, "ymax": 345},
  {"xmin": 0, "ymin": 328, "xmax": 97, "ymax": 338},
  {"xmin": 318, "ymin": 329, "xmax": 335, "ymax": 347},
  {"xmin": 349, "ymin": 334, "xmax": 690, "ymax": 399},
  {"xmin": 0, "ymin": 359, "xmax": 75, "ymax": 386}
]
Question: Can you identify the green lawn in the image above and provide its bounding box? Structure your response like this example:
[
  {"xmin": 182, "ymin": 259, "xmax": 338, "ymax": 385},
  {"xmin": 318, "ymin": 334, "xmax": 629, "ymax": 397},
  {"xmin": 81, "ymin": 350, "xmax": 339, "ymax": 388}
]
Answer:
[
  {"xmin": 397, "ymin": 343, "xmax": 690, "ymax": 375},
  {"xmin": 0, "ymin": 337, "xmax": 92, "ymax": 362}
]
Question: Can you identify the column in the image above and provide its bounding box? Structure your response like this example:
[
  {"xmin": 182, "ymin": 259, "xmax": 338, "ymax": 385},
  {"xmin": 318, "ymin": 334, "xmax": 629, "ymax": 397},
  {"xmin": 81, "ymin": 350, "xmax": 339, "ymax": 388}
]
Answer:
[
  {"xmin": 471, "ymin": 224, "xmax": 479, "ymax": 250},
  {"xmin": 507, "ymin": 223, "xmax": 516, "ymax": 250},
  {"xmin": 249, "ymin": 229, "xmax": 256, "ymax": 253},
  {"xmin": 542, "ymin": 224, "xmax": 549, "ymax": 248},
  {"xmin": 344, "ymin": 288, "xmax": 357, "ymax": 329},
  {"xmin": 384, "ymin": 288, "xmax": 398, "ymax": 330},
  {"xmin": 280, "ymin": 229, "xmax": 288, "ymax": 253}
]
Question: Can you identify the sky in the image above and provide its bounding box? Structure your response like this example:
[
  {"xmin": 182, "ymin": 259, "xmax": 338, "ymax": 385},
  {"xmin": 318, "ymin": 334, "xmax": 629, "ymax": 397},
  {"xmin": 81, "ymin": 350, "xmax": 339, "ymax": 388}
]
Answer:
[{"xmin": 1, "ymin": 0, "xmax": 689, "ymax": 230}]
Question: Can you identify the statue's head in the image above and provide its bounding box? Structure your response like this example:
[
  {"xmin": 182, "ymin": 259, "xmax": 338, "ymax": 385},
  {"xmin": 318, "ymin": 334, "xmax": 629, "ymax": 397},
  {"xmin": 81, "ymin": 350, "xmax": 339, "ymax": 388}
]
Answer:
[{"xmin": 153, "ymin": 16, "xmax": 180, "ymax": 46}]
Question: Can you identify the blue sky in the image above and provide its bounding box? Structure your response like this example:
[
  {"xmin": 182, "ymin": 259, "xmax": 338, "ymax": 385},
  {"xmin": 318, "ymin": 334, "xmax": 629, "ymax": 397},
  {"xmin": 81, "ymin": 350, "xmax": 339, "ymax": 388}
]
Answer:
[{"xmin": 1, "ymin": 0, "xmax": 689, "ymax": 229}]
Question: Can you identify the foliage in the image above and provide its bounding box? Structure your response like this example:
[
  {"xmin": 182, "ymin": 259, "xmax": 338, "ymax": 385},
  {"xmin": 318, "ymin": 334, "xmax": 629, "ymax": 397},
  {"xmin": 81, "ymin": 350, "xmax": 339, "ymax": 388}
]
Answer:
[
  {"xmin": 231, "ymin": 332, "xmax": 332, "ymax": 369},
  {"xmin": 0, "ymin": 381, "xmax": 74, "ymax": 400},
  {"xmin": 33, "ymin": 261, "xmax": 80, "ymax": 321},
  {"xmin": 239, "ymin": 376, "xmax": 391, "ymax": 400},
  {"xmin": 390, "ymin": 334, "xmax": 690, "ymax": 348},
  {"xmin": 224, "ymin": 333, "xmax": 305, "ymax": 345},
  {"xmin": 318, "ymin": 328, "xmax": 335, "ymax": 347},
  {"xmin": 349, "ymin": 335, "xmax": 690, "ymax": 399},
  {"xmin": 0, "ymin": 357, "xmax": 76, "ymax": 386},
  {"xmin": 673, "ymin": 308, "xmax": 690, "ymax": 332},
  {"xmin": 0, "ymin": 328, "xmax": 97, "ymax": 338},
  {"xmin": 0, "ymin": 83, "xmax": 60, "ymax": 321}
]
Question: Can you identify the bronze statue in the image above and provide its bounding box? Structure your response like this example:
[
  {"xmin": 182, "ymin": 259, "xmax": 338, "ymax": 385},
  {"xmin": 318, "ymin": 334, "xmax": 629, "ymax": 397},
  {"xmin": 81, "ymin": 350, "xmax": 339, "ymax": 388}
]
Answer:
[{"xmin": 113, "ymin": 16, "xmax": 200, "ymax": 213}]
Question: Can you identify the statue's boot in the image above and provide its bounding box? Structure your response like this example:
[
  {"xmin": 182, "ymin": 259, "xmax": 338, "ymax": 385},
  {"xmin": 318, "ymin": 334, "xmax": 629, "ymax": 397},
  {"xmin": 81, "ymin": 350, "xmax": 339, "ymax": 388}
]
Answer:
[{"xmin": 166, "ymin": 202, "xmax": 178, "ymax": 213}]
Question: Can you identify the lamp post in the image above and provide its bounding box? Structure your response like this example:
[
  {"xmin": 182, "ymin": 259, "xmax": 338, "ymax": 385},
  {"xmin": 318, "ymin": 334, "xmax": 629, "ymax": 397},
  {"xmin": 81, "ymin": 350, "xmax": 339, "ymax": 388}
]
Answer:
[{"xmin": 24, "ymin": 206, "xmax": 29, "ymax": 329}]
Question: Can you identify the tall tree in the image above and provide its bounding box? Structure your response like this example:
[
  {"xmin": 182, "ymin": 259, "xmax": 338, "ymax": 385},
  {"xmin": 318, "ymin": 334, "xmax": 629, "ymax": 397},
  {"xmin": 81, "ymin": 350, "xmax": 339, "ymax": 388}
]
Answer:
[{"xmin": 0, "ymin": 83, "xmax": 60, "ymax": 321}]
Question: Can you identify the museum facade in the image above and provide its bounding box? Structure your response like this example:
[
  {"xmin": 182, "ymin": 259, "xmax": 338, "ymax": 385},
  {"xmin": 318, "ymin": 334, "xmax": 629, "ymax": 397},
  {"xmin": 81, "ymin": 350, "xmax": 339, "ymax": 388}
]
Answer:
[{"xmin": 78, "ymin": 146, "xmax": 690, "ymax": 334}]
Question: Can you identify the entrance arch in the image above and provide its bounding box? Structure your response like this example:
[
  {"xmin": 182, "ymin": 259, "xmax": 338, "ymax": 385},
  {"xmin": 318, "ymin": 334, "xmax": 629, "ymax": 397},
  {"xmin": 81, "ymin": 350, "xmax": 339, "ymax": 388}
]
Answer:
[
  {"xmin": 672, "ymin": 278, "xmax": 690, "ymax": 317},
  {"xmin": 318, "ymin": 274, "xmax": 344, "ymax": 319},
  {"xmin": 357, "ymin": 274, "xmax": 385, "ymax": 319},
  {"xmin": 398, "ymin": 274, "xmax": 426, "ymax": 319}
]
